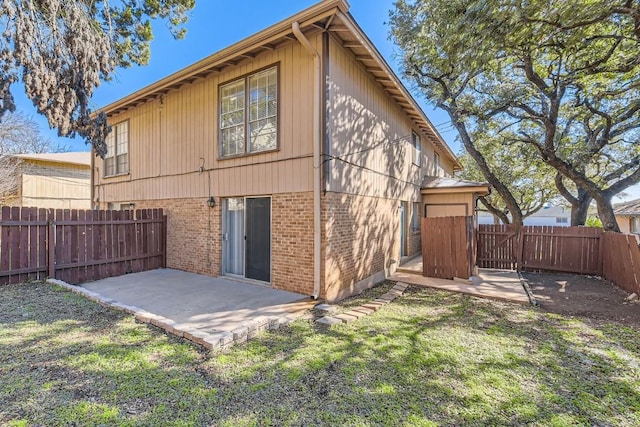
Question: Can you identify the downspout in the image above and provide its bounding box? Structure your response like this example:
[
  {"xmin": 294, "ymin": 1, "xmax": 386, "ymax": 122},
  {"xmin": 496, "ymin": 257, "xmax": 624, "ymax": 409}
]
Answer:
[{"xmin": 292, "ymin": 21, "xmax": 322, "ymax": 300}]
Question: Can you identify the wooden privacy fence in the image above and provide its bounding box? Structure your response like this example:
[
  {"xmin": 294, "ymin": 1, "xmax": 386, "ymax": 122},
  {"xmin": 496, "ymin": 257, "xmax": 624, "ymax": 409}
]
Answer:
[
  {"xmin": 602, "ymin": 232, "xmax": 640, "ymax": 295},
  {"xmin": 477, "ymin": 224, "xmax": 640, "ymax": 295},
  {"xmin": 477, "ymin": 225, "xmax": 602, "ymax": 275},
  {"xmin": 422, "ymin": 216, "xmax": 476, "ymax": 279},
  {"xmin": 0, "ymin": 207, "xmax": 166, "ymax": 285}
]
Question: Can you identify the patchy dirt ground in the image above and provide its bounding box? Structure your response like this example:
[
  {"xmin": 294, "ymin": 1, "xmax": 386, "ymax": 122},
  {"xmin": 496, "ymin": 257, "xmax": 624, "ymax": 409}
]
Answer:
[{"xmin": 523, "ymin": 272, "xmax": 640, "ymax": 327}]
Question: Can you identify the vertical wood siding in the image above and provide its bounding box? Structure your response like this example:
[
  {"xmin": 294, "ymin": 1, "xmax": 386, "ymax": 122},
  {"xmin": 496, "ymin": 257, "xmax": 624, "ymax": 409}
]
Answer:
[
  {"xmin": 326, "ymin": 36, "xmax": 454, "ymax": 202},
  {"xmin": 96, "ymin": 36, "xmax": 322, "ymax": 203}
]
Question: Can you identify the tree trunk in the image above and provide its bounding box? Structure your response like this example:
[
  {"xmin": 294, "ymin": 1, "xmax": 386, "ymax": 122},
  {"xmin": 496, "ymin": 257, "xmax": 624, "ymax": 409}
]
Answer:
[
  {"xmin": 446, "ymin": 109, "xmax": 524, "ymax": 227},
  {"xmin": 594, "ymin": 195, "xmax": 620, "ymax": 232},
  {"xmin": 571, "ymin": 189, "xmax": 591, "ymax": 226}
]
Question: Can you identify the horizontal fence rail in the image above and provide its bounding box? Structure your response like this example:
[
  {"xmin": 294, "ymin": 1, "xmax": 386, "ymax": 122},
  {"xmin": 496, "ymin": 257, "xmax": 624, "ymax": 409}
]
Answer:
[
  {"xmin": 602, "ymin": 232, "xmax": 640, "ymax": 295},
  {"xmin": 478, "ymin": 224, "xmax": 602, "ymax": 275},
  {"xmin": 0, "ymin": 207, "xmax": 166, "ymax": 285},
  {"xmin": 477, "ymin": 223, "xmax": 640, "ymax": 296}
]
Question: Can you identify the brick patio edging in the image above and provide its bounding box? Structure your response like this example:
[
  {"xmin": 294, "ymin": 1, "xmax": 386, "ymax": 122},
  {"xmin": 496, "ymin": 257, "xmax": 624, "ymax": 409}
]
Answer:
[
  {"xmin": 315, "ymin": 282, "xmax": 410, "ymax": 325},
  {"xmin": 45, "ymin": 279, "xmax": 298, "ymax": 352}
]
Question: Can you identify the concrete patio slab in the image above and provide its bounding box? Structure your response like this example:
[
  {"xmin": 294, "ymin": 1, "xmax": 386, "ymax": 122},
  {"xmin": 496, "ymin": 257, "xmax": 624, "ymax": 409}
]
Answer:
[
  {"xmin": 390, "ymin": 268, "xmax": 530, "ymax": 304},
  {"xmin": 81, "ymin": 268, "xmax": 314, "ymax": 335}
]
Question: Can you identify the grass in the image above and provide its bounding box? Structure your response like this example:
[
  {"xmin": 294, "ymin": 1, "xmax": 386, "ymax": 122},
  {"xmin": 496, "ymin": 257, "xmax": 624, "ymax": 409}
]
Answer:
[{"xmin": 1, "ymin": 281, "xmax": 639, "ymax": 426}]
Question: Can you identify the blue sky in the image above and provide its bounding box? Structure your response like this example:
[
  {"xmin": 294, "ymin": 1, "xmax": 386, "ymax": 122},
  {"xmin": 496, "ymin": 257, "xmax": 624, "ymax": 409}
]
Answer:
[{"xmin": 11, "ymin": 0, "xmax": 639, "ymax": 201}]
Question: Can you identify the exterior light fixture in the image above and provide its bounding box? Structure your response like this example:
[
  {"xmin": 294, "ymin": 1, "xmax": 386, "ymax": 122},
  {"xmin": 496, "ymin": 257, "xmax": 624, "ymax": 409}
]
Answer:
[{"xmin": 207, "ymin": 196, "xmax": 216, "ymax": 208}]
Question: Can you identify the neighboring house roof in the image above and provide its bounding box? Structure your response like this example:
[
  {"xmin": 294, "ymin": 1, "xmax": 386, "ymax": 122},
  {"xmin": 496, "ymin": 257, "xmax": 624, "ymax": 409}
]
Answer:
[
  {"xmin": 478, "ymin": 205, "xmax": 570, "ymax": 218},
  {"xmin": 13, "ymin": 152, "xmax": 91, "ymax": 167},
  {"xmin": 614, "ymin": 198, "xmax": 640, "ymax": 216},
  {"xmin": 421, "ymin": 176, "xmax": 490, "ymax": 195},
  {"xmin": 97, "ymin": 0, "xmax": 461, "ymax": 170}
]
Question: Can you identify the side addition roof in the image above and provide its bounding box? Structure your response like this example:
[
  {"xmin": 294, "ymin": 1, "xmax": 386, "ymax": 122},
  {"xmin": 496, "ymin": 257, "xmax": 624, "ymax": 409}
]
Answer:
[
  {"xmin": 421, "ymin": 176, "xmax": 490, "ymax": 196},
  {"xmin": 614, "ymin": 198, "xmax": 640, "ymax": 216},
  {"xmin": 98, "ymin": 0, "xmax": 461, "ymax": 170},
  {"xmin": 13, "ymin": 152, "xmax": 91, "ymax": 167}
]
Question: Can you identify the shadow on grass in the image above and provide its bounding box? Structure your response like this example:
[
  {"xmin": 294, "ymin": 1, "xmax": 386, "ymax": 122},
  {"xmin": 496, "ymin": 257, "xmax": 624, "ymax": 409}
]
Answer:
[{"xmin": 2, "ymin": 282, "xmax": 639, "ymax": 426}]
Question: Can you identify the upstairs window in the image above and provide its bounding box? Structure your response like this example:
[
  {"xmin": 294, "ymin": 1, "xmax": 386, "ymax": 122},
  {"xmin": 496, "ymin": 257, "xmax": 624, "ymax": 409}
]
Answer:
[
  {"xmin": 556, "ymin": 217, "xmax": 568, "ymax": 224},
  {"xmin": 411, "ymin": 131, "xmax": 421, "ymax": 166},
  {"xmin": 104, "ymin": 121, "xmax": 129, "ymax": 176},
  {"xmin": 631, "ymin": 217, "xmax": 639, "ymax": 234},
  {"xmin": 220, "ymin": 66, "xmax": 278, "ymax": 157},
  {"xmin": 434, "ymin": 151, "xmax": 441, "ymax": 176}
]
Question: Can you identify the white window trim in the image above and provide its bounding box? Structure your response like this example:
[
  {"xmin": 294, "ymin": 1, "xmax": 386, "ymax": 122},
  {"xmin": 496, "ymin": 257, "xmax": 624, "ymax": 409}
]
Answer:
[
  {"xmin": 411, "ymin": 131, "xmax": 421, "ymax": 166},
  {"xmin": 104, "ymin": 120, "xmax": 129, "ymax": 177},
  {"xmin": 434, "ymin": 151, "xmax": 441, "ymax": 176},
  {"xmin": 219, "ymin": 65, "xmax": 279, "ymax": 158}
]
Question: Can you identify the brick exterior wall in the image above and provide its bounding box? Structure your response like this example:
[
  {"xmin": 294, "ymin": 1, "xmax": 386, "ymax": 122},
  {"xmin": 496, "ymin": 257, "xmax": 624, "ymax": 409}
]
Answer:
[
  {"xmin": 127, "ymin": 198, "xmax": 222, "ymax": 277},
  {"xmin": 102, "ymin": 192, "xmax": 315, "ymax": 296},
  {"xmin": 271, "ymin": 192, "xmax": 314, "ymax": 295},
  {"xmin": 100, "ymin": 190, "xmax": 418, "ymax": 301},
  {"xmin": 321, "ymin": 191, "xmax": 421, "ymax": 301}
]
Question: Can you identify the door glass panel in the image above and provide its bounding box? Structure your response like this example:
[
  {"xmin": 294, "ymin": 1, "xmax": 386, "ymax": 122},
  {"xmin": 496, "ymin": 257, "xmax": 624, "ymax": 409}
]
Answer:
[
  {"xmin": 245, "ymin": 197, "xmax": 271, "ymax": 282},
  {"xmin": 224, "ymin": 198, "xmax": 244, "ymax": 275}
]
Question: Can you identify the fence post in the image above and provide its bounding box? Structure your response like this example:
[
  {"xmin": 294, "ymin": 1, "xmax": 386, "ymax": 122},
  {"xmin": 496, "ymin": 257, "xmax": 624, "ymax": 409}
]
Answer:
[
  {"xmin": 47, "ymin": 212, "xmax": 56, "ymax": 278},
  {"xmin": 514, "ymin": 225, "xmax": 524, "ymax": 271}
]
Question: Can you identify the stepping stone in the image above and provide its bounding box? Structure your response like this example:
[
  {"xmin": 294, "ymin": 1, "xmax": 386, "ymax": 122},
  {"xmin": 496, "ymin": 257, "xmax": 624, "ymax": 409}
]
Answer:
[
  {"xmin": 363, "ymin": 303, "xmax": 382, "ymax": 311},
  {"xmin": 316, "ymin": 316, "xmax": 343, "ymax": 326},
  {"xmin": 353, "ymin": 306, "xmax": 375, "ymax": 315},
  {"xmin": 334, "ymin": 313, "xmax": 358, "ymax": 323},
  {"xmin": 344, "ymin": 310, "xmax": 368, "ymax": 319},
  {"xmin": 394, "ymin": 282, "xmax": 409, "ymax": 291},
  {"xmin": 315, "ymin": 303, "xmax": 338, "ymax": 314}
]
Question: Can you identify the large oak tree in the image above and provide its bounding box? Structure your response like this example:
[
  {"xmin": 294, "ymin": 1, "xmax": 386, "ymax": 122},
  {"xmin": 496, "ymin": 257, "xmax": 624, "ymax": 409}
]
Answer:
[
  {"xmin": 390, "ymin": 0, "xmax": 640, "ymax": 231},
  {"xmin": 0, "ymin": 0, "xmax": 195, "ymax": 156}
]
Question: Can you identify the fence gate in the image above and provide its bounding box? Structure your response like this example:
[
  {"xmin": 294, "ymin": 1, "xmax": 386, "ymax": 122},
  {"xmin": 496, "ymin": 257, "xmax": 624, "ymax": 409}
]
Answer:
[
  {"xmin": 477, "ymin": 224, "xmax": 519, "ymax": 270},
  {"xmin": 477, "ymin": 224, "xmax": 603, "ymax": 275},
  {"xmin": 421, "ymin": 216, "xmax": 476, "ymax": 279}
]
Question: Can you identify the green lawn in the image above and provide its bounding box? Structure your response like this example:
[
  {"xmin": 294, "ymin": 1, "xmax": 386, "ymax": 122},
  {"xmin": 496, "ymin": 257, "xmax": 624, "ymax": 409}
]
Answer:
[{"xmin": 1, "ymin": 281, "xmax": 639, "ymax": 426}]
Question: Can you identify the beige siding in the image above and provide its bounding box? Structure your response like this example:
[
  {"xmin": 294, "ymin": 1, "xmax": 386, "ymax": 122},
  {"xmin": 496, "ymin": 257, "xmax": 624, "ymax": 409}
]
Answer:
[
  {"xmin": 15, "ymin": 160, "xmax": 91, "ymax": 209},
  {"xmin": 326, "ymin": 36, "xmax": 453, "ymax": 203},
  {"xmin": 95, "ymin": 36, "xmax": 321, "ymax": 204},
  {"xmin": 422, "ymin": 193, "xmax": 475, "ymax": 218},
  {"xmin": 617, "ymin": 216, "xmax": 632, "ymax": 234}
]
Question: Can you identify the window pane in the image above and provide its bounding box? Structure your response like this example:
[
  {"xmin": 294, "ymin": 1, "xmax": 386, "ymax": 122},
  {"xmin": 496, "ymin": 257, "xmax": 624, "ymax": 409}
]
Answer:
[
  {"xmin": 249, "ymin": 117, "xmax": 277, "ymax": 152},
  {"xmin": 105, "ymin": 133, "xmax": 115, "ymax": 158},
  {"xmin": 221, "ymin": 79, "xmax": 246, "ymax": 156},
  {"xmin": 105, "ymin": 157, "xmax": 115, "ymax": 176},
  {"xmin": 248, "ymin": 67, "xmax": 277, "ymax": 153},
  {"xmin": 104, "ymin": 122, "xmax": 129, "ymax": 175},
  {"xmin": 117, "ymin": 153, "xmax": 128, "ymax": 174},
  {"xmin": 222, "ymin": 124, "xmax": 245, "ymax": 156}
]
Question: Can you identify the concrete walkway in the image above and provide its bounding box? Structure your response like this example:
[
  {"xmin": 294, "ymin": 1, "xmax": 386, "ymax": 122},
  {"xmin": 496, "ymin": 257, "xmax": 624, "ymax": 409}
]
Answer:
[
  {"xmin": 392, "ymin": 258, "xmax": 531, "ymax": 304},
  {"xmin": 60, "ymin": 268, "xmax": 315, "ymax": 350}
]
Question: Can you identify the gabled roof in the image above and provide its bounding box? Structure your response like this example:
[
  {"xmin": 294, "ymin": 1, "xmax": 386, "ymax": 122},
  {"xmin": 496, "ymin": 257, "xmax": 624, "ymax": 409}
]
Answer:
[
  {"xmin": 421, "ymin": 176, "xmax": 490, "ymax": 195},
  {"xmin": 12, "ymin": 152, "xmax": 91, "ymax": 167},
  {"xmin": 614, "ymin": 198, "xmax": 640, "ymax": 216},
  {"xmin": 98, "ymin": 0, "xmax": 461, "ymax": 170}
]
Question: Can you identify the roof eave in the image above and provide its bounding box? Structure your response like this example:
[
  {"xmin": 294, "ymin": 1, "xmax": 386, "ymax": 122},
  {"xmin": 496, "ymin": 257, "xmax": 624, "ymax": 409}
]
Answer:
[
  {"xmin": 421, "ymin": 185, "xmax": 490, "ymax": 196},
  {"xmin": 98, "ymin": 0, "xmax": 349, "ymax": 116}
]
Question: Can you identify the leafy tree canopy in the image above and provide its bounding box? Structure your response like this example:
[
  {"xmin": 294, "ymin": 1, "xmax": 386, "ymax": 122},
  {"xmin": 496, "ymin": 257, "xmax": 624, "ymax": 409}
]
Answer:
[
  {"xmin": 457, "ymin": 135, "xmax": 559, "ymax": 224},
  {"xmin": 390, "ymin": 0, "xmax": 640, "ymax": 231},
  {"xmin": 0, "ymin": 0, "xmax": 195, "ymax": 156}
]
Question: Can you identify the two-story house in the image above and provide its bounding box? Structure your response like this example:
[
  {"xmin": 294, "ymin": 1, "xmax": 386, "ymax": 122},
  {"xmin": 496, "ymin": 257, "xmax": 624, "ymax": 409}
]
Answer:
[{"xmin": 93, "ymin": 0, "xmax": 485, "ymax": 301}]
